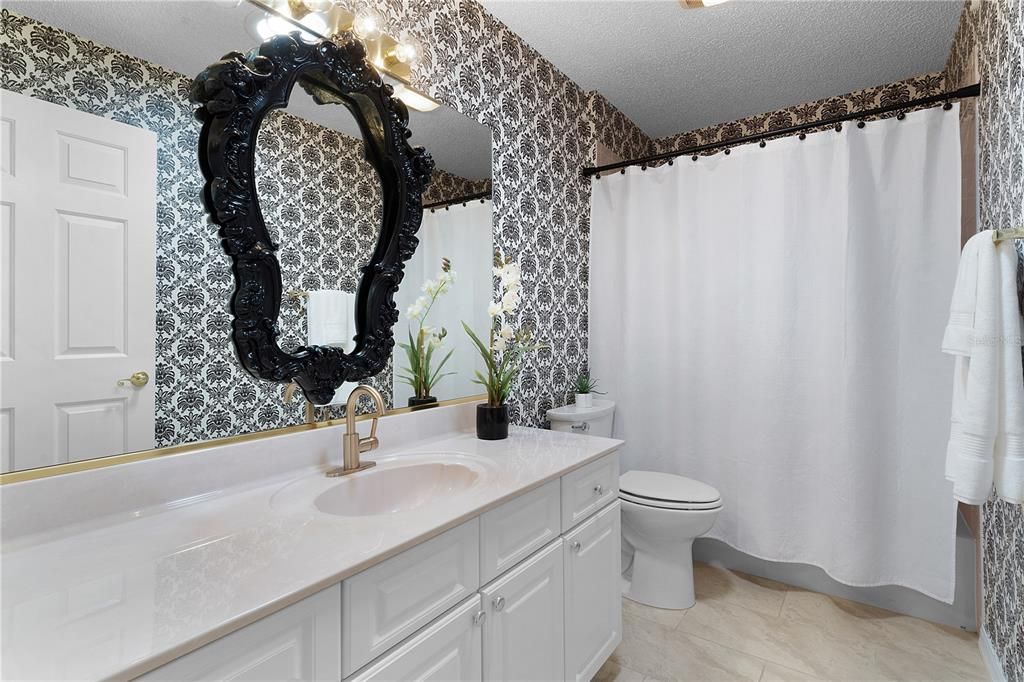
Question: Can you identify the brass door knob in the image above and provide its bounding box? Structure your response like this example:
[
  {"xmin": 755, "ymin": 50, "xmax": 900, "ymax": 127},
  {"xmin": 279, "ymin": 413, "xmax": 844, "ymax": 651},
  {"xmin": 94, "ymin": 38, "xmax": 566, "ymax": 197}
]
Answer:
[{"xmin": 117, "ymin": 371, "xmax": 150, "ymax": 388}]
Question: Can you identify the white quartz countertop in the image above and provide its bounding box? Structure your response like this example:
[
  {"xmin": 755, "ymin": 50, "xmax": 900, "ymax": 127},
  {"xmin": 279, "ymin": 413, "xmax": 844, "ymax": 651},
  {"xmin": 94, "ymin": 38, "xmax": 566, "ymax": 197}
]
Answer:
[{"xmin": 0, "ymin": 426, "xmax": 621, "ymax": 681}]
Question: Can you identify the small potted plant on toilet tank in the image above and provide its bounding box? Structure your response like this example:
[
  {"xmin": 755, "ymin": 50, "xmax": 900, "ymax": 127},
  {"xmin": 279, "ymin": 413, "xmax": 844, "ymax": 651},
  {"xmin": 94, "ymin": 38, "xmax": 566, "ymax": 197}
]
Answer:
[{"xmin": 573, "ymin": 371, "xmax": 605, "ymax": 409}]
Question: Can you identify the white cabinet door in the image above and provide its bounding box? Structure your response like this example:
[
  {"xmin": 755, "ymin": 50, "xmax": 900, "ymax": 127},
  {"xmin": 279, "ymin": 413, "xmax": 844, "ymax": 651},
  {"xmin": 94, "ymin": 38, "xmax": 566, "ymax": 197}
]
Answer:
[
  {"xmin": 139, "ymin": 585, "xmax": 341, "ymax": 681},
  {"xmin": 563, "ymin": 501, "xmax": 621, "ymax": 682},
  {"xmin": 0, "ymin": 89, "xmax": 157, "ymax": 472},
  {"xmin": 480, "ymin": 538, "xmax": 564, "ymax": 682},
  {"xmin": 347, "ymin": 595, "xmax": 483, "ymax": 682}
]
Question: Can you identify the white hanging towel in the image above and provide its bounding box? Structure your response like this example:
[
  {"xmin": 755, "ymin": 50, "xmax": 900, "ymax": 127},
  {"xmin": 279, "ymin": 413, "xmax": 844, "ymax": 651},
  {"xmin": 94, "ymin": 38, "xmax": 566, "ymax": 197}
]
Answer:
[
  {"xmin": 306, "ymin": 290, "xmax": 358, "ymax": 406},
  {"xmin": 306, "ymin": 290, "xmax": 353, "ymax": 348},
  {"xmin": 943, "ymin": 232, "xmax": 1024, "ymax": 505}
]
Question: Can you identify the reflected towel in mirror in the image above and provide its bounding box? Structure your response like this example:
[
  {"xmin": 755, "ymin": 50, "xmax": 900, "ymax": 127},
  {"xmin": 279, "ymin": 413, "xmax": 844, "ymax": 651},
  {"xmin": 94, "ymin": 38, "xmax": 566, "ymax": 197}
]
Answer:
[{"xmin": 307, "ymin": 290, "xmax": 354, "ymax": 349}]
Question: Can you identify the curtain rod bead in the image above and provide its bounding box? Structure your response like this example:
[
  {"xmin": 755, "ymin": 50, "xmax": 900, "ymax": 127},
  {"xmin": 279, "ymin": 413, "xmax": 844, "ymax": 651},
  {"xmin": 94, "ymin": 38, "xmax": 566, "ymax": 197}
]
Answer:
[
  {"xmin": 724, "ymin": 148, "xmax": 730, "ymax": 155},
  {"xmin": 857, "ymin": 120, "xmax": 865, "ymax": 128},
  {"xmin": 759, "ymin": 140, "xmax": 766, "ymax": 148},
  {"xmin": 692, "ymin": 155, "xmax": 698, "ymax": 161},
  {"xmin": 799, "ymin": 133, "xmax": 807, "ymax": 140}
]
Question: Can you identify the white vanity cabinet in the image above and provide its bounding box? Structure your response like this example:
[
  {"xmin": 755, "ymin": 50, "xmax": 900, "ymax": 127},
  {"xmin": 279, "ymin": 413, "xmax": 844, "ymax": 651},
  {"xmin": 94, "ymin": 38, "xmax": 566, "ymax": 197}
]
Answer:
[{"xmin": 140, "ymin": 451, "xmax": 621, "ymax": 682}]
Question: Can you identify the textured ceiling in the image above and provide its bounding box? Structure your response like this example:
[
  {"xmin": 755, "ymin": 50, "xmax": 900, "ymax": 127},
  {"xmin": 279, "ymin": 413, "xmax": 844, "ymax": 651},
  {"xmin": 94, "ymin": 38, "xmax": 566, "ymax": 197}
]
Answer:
[
  {"xmin": 479, "ymin": 0, "xmax": 963, "ymax": 139},
  {"xmin": 5, "ymin": 0, "xmax": 492, "ymax": 180}
]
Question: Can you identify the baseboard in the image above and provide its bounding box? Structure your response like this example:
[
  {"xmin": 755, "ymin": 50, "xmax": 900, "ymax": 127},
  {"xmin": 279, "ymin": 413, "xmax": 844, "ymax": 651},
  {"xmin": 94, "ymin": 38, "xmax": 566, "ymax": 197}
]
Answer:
[{"xmin": 979, "ymin": 627, "xmax": 1007, "ymax": 682}]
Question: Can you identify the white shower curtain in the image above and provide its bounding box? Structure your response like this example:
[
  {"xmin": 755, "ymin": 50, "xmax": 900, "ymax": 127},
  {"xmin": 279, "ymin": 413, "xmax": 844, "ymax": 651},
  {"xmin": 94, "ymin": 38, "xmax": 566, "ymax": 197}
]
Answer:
[
  {"xmin": 590, "ymin": 107, "xmax": 962, "ymax": 602},
  {"xmin": 394, "ymin": 200, "xmax": 493, "ymax": 406}
]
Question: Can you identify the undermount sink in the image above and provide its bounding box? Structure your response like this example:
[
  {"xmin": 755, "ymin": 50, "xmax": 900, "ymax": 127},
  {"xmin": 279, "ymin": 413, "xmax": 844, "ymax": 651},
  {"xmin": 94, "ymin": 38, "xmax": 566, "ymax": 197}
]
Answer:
[{"xmin": 313, "ymin": 458, "xmax": 485, "ymax": 517}]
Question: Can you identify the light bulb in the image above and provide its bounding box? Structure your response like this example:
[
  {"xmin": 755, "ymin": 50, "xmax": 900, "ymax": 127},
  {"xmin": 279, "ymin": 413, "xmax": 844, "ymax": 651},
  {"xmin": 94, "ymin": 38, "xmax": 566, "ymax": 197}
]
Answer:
[
  {"xmin": 352, "ymin": 10, "xmax": 381, "ymax": 39},
  {"xmin": 255, "ymin": 10, "xmax": 327, "ymax": 42},
  {"xmin": 391, "ymin": 41, "xmax": 418, "ymax": 65}
]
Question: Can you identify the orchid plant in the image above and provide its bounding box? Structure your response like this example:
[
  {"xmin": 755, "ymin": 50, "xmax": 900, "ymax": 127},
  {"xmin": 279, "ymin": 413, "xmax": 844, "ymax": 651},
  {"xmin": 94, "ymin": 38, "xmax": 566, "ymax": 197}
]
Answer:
[
  {"xmin": 463, "ymin": 252, "xmax": 544, "ymax": 407},
  {"xmin": 398, "ymin": 258, "xmax": 456, "ymax": 400}
]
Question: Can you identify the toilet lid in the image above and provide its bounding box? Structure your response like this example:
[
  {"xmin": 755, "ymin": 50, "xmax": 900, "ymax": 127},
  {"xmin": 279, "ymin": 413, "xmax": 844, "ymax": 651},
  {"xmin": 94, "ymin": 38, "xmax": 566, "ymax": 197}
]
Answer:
[{"xmin": 619, "ymin": 470, "xmax": 721, "ymax": 508}]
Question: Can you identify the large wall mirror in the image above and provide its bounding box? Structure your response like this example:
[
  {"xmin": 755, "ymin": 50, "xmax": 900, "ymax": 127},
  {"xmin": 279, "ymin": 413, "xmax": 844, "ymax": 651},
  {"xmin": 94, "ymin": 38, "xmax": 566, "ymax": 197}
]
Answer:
[{"xmin": 0, "ymin": 2, "xmax": 493, "ymax": 476}]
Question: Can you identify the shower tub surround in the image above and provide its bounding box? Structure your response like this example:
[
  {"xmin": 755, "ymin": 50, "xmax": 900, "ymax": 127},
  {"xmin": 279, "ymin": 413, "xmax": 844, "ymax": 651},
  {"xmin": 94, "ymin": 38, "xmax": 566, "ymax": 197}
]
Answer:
[{"xmin": 0, "ymin": 402, "xmax": 623, "ymax": 680}]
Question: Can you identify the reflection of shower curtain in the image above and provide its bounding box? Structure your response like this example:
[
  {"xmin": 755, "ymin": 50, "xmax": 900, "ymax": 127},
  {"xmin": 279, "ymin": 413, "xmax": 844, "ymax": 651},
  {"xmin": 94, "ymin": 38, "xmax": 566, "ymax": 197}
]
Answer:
[
  {"xmin": 590, "ymin": 107, "xmax": 962, "ymax": 602},
  {"xmin": 394, "ymin": 200, "xmax": 493, "ymax": 405}
]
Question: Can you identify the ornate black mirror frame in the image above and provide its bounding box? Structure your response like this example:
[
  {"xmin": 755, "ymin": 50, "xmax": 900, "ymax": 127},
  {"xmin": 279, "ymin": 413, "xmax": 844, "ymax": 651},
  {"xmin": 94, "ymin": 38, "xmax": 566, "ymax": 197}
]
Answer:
[{"xmin": 190, "ymin": 33, "xmax": 434, "ymax": 405}]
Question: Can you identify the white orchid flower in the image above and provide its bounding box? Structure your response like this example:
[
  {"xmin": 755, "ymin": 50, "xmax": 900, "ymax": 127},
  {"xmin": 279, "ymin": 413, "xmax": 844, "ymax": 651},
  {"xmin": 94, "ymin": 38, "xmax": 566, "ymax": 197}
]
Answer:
[
  {"xmin": 488, "ymin": 301, "xmax": 501, "ymax": 317},
  {"xmin": 492, "ymin": 335, "xmax": 507, "ymax": 353},
  {"xmin": 501, "ymin": 289, "xmax": 521, "ymax": 312},
  {"xmin": 500, "ymin": 323, "xmax": 515, "ymax": 340}
]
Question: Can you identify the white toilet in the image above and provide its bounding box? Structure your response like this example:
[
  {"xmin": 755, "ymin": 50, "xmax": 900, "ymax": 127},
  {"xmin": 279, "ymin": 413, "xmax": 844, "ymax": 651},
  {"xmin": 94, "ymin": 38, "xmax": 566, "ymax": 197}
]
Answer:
[{"xmin": 548, "ymin": 400, "xmax": 723, "ymax": 611}]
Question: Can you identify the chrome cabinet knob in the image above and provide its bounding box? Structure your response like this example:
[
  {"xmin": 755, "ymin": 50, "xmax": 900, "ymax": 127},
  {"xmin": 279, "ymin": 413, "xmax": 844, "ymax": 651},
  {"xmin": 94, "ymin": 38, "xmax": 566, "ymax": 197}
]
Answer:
[
  {"xmin": 571, "ymin": 540, "xmax": 582, "ymax": 553},
  {"xmin": 473, "ymin": 610, "xmax": 487, "ymax": 626},
  {"xmin": 593, "ymin": 484, "xmax": 604, "ymax": 495},
  {"xmin": 117, "ymin": 371, "xmax": 149, "ymax": 388},
  {"xmin": 492, "ymin": 596, "xmax": 506, "ymax": 612}
]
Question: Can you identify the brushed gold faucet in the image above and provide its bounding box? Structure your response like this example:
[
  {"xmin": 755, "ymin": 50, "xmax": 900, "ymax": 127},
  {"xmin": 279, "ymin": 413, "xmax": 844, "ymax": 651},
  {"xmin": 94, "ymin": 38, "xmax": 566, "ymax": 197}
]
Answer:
[{"xmin": 326, "ymin": 385, "xmax": 385, "ymax": 478}]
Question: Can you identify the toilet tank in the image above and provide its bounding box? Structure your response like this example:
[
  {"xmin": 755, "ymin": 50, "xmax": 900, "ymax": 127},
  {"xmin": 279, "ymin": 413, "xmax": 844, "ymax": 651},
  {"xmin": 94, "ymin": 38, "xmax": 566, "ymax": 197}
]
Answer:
[{"xmin": 546, "ymin": 400, "xmax": 615, "ymax": 438}]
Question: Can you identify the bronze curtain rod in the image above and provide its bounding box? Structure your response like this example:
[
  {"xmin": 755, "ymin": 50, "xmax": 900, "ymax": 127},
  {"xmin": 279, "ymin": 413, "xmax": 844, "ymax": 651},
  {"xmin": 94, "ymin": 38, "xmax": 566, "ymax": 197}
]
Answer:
[
  {"xmin": 582, "ymin": 83, "xmax": 982, "ymax": 178},
  {"xmin": 423, "ymin": 189, "xmax": 492, "ymax": 211}
]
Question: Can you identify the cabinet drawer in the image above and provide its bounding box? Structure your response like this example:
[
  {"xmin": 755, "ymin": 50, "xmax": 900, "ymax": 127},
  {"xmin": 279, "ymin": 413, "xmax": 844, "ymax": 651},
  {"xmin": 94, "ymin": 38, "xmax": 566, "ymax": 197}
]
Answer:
[
  {"xmin": 479, "ymin": 479, "xmax": 561, "ymax": 584},
  {"xmin": 345, "ymin": 595, "xmax": 483, "ymax": 682},
  {"xmin": 139, "ymin": 585, "xmax": 341, "ymax": 681},
  {"xmin": 342, "ymin": 519, "xmax": 479, "ymax": 677},
  {"xmin": 561, "ymin": 452, "xmax": 619, "ymax": 531}
]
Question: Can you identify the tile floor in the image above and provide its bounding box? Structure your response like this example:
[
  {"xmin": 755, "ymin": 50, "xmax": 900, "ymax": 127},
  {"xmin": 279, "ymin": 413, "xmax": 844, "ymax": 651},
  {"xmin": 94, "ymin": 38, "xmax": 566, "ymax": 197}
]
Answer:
[{"xmin": 597, "ymin": 562, "xmax": 987, "ymax": 682}]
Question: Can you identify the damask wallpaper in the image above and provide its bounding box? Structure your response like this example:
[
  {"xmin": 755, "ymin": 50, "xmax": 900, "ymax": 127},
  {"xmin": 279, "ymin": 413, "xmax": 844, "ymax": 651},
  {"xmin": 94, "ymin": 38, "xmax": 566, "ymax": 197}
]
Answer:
[
  {"xmin": 652, "ymin": 72, "xmax": 949, "ymax": 155},
  {"xmin": 946, "ymin": 1, "xmax": 1024, "ymax": 679},
  {"xmin": 422, "ymin": 168, "xmax": 491, "ymax": 205},
  {"xmin": 340, "ymin": 0, "xmax": 652, "ymax": 424}
]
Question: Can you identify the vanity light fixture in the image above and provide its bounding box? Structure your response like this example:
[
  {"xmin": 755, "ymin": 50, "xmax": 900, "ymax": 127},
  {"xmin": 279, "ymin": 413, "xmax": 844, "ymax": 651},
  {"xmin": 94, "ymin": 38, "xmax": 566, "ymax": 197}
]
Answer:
[
  {"xmin": 250, "ymin": 0, "xmax": 328, "ymax": 41},
  {"xmin": 246, "ymin": 0, "xmax": 437, "ymax": 112}
]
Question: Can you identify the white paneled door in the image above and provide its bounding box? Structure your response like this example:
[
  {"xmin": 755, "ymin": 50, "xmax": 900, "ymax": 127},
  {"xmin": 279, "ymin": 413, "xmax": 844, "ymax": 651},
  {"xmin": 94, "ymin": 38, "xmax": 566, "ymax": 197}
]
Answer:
[{"xmin": 0, "ymin": 89, "xmax": 156, "ymax": 472}]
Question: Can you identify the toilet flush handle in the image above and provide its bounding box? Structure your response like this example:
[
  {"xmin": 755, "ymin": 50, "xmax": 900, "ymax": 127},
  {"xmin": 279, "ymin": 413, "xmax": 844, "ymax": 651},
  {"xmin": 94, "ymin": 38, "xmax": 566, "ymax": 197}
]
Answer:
[
  {"xmin": 571, "ymin": 422, "xmax": 590, "ymax": 432},
  {"xmin": 594, "ymin": 484, "xmax": 604, "ymax": 495}
]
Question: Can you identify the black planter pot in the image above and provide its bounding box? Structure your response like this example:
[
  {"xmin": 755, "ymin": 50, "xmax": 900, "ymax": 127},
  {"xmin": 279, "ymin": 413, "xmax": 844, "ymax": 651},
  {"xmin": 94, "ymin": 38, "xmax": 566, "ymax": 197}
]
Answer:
[
  {"xmin": 476, "ymin": 404, "xmax": 509, "ymax": 440},
  {"xmin": 408, "ymin": 395, "xmax": 438, "ymax": 408}
]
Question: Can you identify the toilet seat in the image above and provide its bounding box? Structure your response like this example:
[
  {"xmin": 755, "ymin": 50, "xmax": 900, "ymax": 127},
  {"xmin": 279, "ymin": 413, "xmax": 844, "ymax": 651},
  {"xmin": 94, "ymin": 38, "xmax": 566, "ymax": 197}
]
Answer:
[{"xmin": 619, "ymin": 470, "xmax": 722, "ymax": 511}]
